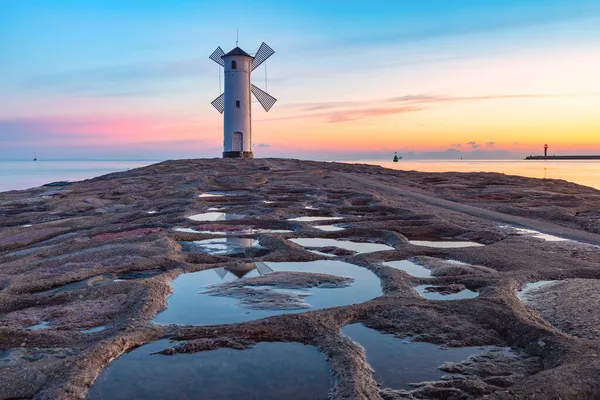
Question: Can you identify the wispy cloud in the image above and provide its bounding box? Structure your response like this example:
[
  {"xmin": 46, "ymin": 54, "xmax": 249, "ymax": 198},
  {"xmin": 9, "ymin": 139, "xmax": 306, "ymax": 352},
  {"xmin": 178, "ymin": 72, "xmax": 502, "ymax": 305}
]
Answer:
[{"xmin": 20, "ymin": 59, "xmax": 210, "ymax": 97}]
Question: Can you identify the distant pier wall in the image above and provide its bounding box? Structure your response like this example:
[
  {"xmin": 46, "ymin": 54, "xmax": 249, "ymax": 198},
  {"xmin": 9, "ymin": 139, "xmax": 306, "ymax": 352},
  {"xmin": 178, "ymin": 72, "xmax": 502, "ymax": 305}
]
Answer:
[{"xmin": 525, "ymin": 155, "xmax": 600, "ymax": 160}]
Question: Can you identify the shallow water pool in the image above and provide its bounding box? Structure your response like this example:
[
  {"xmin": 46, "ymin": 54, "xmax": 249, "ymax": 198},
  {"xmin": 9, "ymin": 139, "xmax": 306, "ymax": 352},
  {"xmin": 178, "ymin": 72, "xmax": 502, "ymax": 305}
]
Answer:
[
  {"xmin": 88, "ymin": 340, "xmax": 332, "ymax": 400},
  {"xmin": 154, "ymin": 260, "xmax": 382, "ymax": 326}
]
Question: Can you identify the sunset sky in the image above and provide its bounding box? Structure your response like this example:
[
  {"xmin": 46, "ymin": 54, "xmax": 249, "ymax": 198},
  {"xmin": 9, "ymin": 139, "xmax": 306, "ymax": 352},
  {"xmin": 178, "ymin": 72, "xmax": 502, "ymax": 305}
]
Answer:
[{"xmin": 2, "ymin": 0, "xmax": 600, "ymax": 160}]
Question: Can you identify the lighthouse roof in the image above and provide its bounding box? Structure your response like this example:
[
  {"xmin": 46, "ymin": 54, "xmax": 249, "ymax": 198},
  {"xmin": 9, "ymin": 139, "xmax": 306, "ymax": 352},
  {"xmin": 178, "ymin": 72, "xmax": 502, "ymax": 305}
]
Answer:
[{"xmin": 222, "ymin": 47, "xmax": 253, "ymax": 58}]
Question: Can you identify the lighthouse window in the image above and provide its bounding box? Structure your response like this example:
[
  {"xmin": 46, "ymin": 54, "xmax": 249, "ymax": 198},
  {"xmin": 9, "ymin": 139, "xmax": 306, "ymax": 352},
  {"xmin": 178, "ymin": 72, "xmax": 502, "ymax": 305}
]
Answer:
[
  {"xmin": 231, "ymin": 60, "xmax": 237, "ymax": 69},
  {"xmin": 236, "ymin": 100, "xmax": 240, "ymax": 108}
]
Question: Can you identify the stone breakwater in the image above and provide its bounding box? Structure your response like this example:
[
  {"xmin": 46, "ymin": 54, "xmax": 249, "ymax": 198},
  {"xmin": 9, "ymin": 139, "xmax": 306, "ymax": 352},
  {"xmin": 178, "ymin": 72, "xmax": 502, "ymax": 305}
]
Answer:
[{"xmin": 1, "ymin": 158, "xmax": 600, "ymax": 399}]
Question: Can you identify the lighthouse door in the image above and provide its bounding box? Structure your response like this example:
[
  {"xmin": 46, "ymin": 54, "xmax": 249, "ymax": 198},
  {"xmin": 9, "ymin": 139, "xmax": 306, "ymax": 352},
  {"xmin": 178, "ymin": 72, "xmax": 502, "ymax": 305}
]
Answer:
[{"xmin": 232, "ymin": 132, "xmax": 243, "ymax": 151}]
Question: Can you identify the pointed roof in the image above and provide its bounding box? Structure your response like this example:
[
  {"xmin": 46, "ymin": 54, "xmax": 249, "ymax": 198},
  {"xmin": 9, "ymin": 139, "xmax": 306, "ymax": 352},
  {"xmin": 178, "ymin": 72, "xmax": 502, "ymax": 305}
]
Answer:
[{"xmin": 222, "ymin": 46, "xmax": 253, "ymax": 58}]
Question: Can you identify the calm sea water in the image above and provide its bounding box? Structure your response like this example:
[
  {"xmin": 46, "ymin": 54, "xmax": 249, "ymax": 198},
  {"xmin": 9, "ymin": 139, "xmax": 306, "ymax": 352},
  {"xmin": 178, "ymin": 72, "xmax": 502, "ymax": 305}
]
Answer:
[
  {"xmin": 350, "ymin": 159, "xmax": 600, "ymax": 190},
  {"xmin": 0, "ymin": 161, "xmax": 157, "ymax": 192},
  {"xmin": 1, "ymin": 159, "xmax": 599, "ymax": 193}
]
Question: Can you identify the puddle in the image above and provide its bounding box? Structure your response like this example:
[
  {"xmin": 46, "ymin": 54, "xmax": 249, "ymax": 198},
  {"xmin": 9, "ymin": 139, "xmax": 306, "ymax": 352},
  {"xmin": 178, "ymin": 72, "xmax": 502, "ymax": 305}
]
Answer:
[
  {"xmin": 81, "ymin": 326, "xmax": 106, "ymax": 333},
  {"xmin": 175, "ymin": 227, "xmax": 292, "ymax": 235},
  {"xmin": 304, "ymin": 206, "xmax": 319, "ymax": 210},
  {"xmin": 314, "ymin": 225, "xmax": 346, "ymax": 232},
  {"xmin": 181, "ymin": 238, "xmax": 266, "ymax": 257},
  {"xmin": 198, "ymin": 193, "xmax": 225, "ymax": 198},
  {"xmin": 309, "ymin": 250, "xmax": 336, "ymax": 258},
  {"xmin": 343, "ymin": 323, "xmax": 500, "ymax": 390},
  {"xmin": 146, "ymin": 211, "xmax": 157, "ymax": 214},
  {"xmin": 505, "ymin": 226, "xmax": 568, "ymax": 242},
  {"xmin": 263, "ymin": 200, "xmax": 275, "ymax": 204},
  {"xmin": 154, "ymin": 260, "xmax": 382, "ymax": 326},
  {"xmin": 21, "ymin": 224, "xmax": 33, "ymax": 227},
  {"xmin": 409, "ymin": 240, "xmax": 484, "ymax": 248},
  {"xmin": 518, "ymin": 280, "xmax": 557, "ymax": 302},
  {"xmin": 287, "ymin": 216, "xmax": 343, "ymax": 222},
  {"xmin": 383, "ymin": 260, "xmax": 432, "ymax": 278},
  {"xmin": 37, "ymin": 276, "xmax": 109, "ymax": 295},
  {"xmin": 26, "ymin": 321, "xmax": 51, "ymax": 330},
  {"xmin": 88, "ymin": 340, "xmax": 331, "ymax": 400},
  {"xmin": 415, "ymin": 285, "xmax": 479, "ymax": 300},
  {"xmin": 187, "ymin": 212, "xmax": 244, "ymax": 222},
  {"xmin": 207, "ymin": 207, "xmax": 225, "ymax": 211},
  {"xmin": 290, "ymin": 238, "xmax": 393, "ymax": 254},
  {"xmin": 114, "ymin": 269, "xmax": 163, "ymax": 280}
]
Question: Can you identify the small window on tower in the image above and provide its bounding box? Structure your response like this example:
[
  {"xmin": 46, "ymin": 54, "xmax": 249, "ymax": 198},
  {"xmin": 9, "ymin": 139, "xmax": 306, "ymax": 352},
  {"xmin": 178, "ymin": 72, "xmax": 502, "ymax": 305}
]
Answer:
[
  {"xmin": 236, "ymin": 100, "xmax": 240, "ymax": 108},
  {"xmin": 231, "ymin": 60, "xmax": 237, "ymax": 69}
]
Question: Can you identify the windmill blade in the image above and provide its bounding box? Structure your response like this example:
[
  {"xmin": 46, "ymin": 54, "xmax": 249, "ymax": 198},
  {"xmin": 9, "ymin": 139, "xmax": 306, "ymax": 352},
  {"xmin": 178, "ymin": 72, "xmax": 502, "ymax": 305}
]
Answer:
[
  {"xmin": 251, "ymin": 42, "xmax": 275, "ymax": 71},
  {"xmin": 251, "ymin": 84, "xmax": 277, "ymax": 112},
  {"xmin": 209, "ymin": 46, "xmax": 225, "ymax": 66},
  {"xmin": 211, "ymin": 93, "xmax": 225, "ymax": 113}
]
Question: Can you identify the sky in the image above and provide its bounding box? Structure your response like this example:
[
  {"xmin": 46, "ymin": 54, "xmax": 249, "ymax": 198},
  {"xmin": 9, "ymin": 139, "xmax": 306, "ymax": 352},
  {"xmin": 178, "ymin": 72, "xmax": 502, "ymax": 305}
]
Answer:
[{"xmin": 1, "ymin": 0, "xmax": 600, "ymax": 160}]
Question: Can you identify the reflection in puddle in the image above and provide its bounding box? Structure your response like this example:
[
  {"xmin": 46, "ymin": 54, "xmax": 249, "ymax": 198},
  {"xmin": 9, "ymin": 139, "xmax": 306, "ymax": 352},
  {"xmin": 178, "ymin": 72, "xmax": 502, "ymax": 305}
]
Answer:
[
  {"xmin": 290, "ymin": 238, "xmax": 393, "ymax": 254},
  {"xmin": 187, "ymin": 212, "xmax": 244, "ymax": 222},
  {"xmin": 174, "ymin": 227, "xmax": 292, "ymax": 235},
  {"xmin": 383, "ymin": 260, "xmax": 432, "ymax": 278},
  {"xmin": 26, "ymin": 321, "xmax": 50, "ymax": 330},
  {"xmin": 409, "ymin": 240, "xmax": 483, "ymax": 248},
  {"xmin": 198, "ymin": 193, "xmax": 224, "ymax": 198},
  {"xmin": 287, "ymin": 216, "xmax": 343, "ymax": 222},
  {"xmin": 415, "ymin": 285, "xmax": 479, "ymax": 300},
  {"xmin": 81, "ymin": 326, "xmax": 106, "ymax": 333},
  {"xmin": 154, "ymin": 260, "xmax": 382, "ymax": 326},
  {"xmin": 309, "ymin": 250, "xmax": 336, "ymax": 258},
  {"xmin": 88, "ymin": 340, "xmax": 332, "ymax": 400},
  {"xmin": 304, "ymin": 206, "xmax": 319, "ymax": 210},
  {"xmin": 146, "ymin": 211, "xmax": 157, "ymax": 214},
  {"xmin": 518, "ymin": 280, "xmax": 557, "ymax": 302},
  {"xmin": 182, "ymin": 238, "xmax": 265, "ymax": 257},
  {"xmin": 343, "ymin": 323, "xmax": 498, "ymax": 390},
  {"xmin": 314, "ymin": 225, "xmax": 346, "ymax": 232},
  {"xmin": 508, "ymin": 227, "xmax": 567, "ymax": 242}
]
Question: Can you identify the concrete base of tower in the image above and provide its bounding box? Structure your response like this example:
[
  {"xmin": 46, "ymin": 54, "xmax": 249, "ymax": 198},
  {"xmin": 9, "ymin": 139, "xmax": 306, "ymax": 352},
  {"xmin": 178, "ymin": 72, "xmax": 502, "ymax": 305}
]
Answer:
[{"xmin": 223, "ymin": 151, "xmax": 254, "ymax": 159}]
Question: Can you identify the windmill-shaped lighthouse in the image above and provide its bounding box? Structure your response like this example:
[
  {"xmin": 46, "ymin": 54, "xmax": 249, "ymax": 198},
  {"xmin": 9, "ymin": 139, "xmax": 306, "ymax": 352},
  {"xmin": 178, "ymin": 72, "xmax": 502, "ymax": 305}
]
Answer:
[{"xmin": 210, "ymin": 42, "xmax": 277, "ymax": 158}]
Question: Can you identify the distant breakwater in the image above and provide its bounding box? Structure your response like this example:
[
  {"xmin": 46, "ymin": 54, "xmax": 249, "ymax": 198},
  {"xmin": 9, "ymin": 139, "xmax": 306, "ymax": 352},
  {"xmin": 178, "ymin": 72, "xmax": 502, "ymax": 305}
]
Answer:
[{"xmin": 525, "ymin": 155, "xmax": 600, "ymax": 160}]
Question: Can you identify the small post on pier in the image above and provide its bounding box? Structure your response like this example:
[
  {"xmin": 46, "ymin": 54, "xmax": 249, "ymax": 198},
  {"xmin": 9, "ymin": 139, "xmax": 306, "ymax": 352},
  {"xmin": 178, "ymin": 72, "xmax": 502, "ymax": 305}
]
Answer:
[{"xmin": 544, "ymin": 144, "xmax": 548, "ymax": 159}]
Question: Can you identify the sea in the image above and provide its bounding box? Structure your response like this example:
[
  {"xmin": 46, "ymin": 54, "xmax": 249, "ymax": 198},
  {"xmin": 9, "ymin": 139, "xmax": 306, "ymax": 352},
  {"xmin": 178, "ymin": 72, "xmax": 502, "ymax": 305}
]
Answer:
[{"xmin": 1, "ymin": 159, "xmax": 600, "ymax": 193}]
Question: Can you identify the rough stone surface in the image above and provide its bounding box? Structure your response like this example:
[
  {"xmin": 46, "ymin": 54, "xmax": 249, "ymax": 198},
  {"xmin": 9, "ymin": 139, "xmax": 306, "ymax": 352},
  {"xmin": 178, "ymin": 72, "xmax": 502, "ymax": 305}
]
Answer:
[{"xmin": 1, "ymin": 158, "xmax": 600, "ymax": 399}]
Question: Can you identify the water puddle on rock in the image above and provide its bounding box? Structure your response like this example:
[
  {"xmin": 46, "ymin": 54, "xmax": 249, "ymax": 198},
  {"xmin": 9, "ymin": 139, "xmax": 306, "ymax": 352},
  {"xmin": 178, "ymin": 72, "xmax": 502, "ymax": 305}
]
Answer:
[
  {"xmin": 383, "ymin": 260, "xmax": 432, "ymax": 277},
  {"xmin": 88, "ymin": 340, "xmax": 332, "ymax": 400},
  {"xmin": 343, "ymin": 323, "xmax": 500, "ymax": 390},
  {"xmin": 314, "ymin": 225, "xmax": 346, "ymax": 232},
  {"xmin": 146, "ymin": 211, "xmax": 157, "ymax": 214},
  {"xmin": 503, "ymin": 226, "xmax": 568, "ymax": 242},
  {"xmin": 81, "ymin": 326, "xmax": 105, "ymax": 333},
  {"xmin": 154, "ymin": 260, "xmax": 382, "ymax": 326},
  {"xmin": 287, "ymin": 216, "xmax": 343, "ymax": 222},
  {"xmin": 409, "ymin": 240, "xmax": 484, "ymax": 248},
  {"xmin": 26, "ymin": 321, "xmax": 50, "ymax": 330},
  {"xmin": 518, "ymin": 280, "xmax": 557, "ymax": 303},
  {"xmin": 174, "ymin": 226, "xmax": 292, "ymax": 235},
  {"xmin": 198, "ymin": 193, "xmax": 225, "ymax": 198},
  {"xmin": 181, "ymin": 238, "xmax": 267, "ymax": 257},
  {"xmin": 114, "ymin": 269, "xmax": 163, "ymax": 280},
  {"xmin": 309, "ymin": 250, "xmax": 336, "ymax": 258},
  {"xmin": 187, "ymin": 212, "xmax": 244, "ymax": 222},
  {"xmin": 290, "ymin": 238, "xmax": 393, "ymax": 254},
  {"xmin": 415, "ymin": 285, "xmax": 479, "ymax": 300}
]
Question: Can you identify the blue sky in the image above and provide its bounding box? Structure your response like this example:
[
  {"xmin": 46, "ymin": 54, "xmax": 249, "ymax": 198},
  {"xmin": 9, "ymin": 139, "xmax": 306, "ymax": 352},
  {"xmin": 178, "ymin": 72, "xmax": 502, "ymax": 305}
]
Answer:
[{"xmin": 1, "ymin": 0, "xmax": 599, "ymax": 160}]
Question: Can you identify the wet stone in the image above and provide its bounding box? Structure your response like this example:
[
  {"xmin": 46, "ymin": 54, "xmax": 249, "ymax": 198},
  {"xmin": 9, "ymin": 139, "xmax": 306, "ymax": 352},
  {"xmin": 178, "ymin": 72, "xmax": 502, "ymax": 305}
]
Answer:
[
  {"xmin": 88, "ymin": 340, "xmax": 332, "ymax": 400},
  {"xmin": 416, "ymin": 284, "xmax": 479, "ymax": 300}
]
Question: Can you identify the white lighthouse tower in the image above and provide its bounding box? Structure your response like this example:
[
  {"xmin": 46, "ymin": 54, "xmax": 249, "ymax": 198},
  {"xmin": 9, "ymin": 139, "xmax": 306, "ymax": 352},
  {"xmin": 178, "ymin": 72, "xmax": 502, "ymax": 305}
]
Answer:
[{"xmin": 209, "ymin": 43, "xmax": 277, "ymax": 158}]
